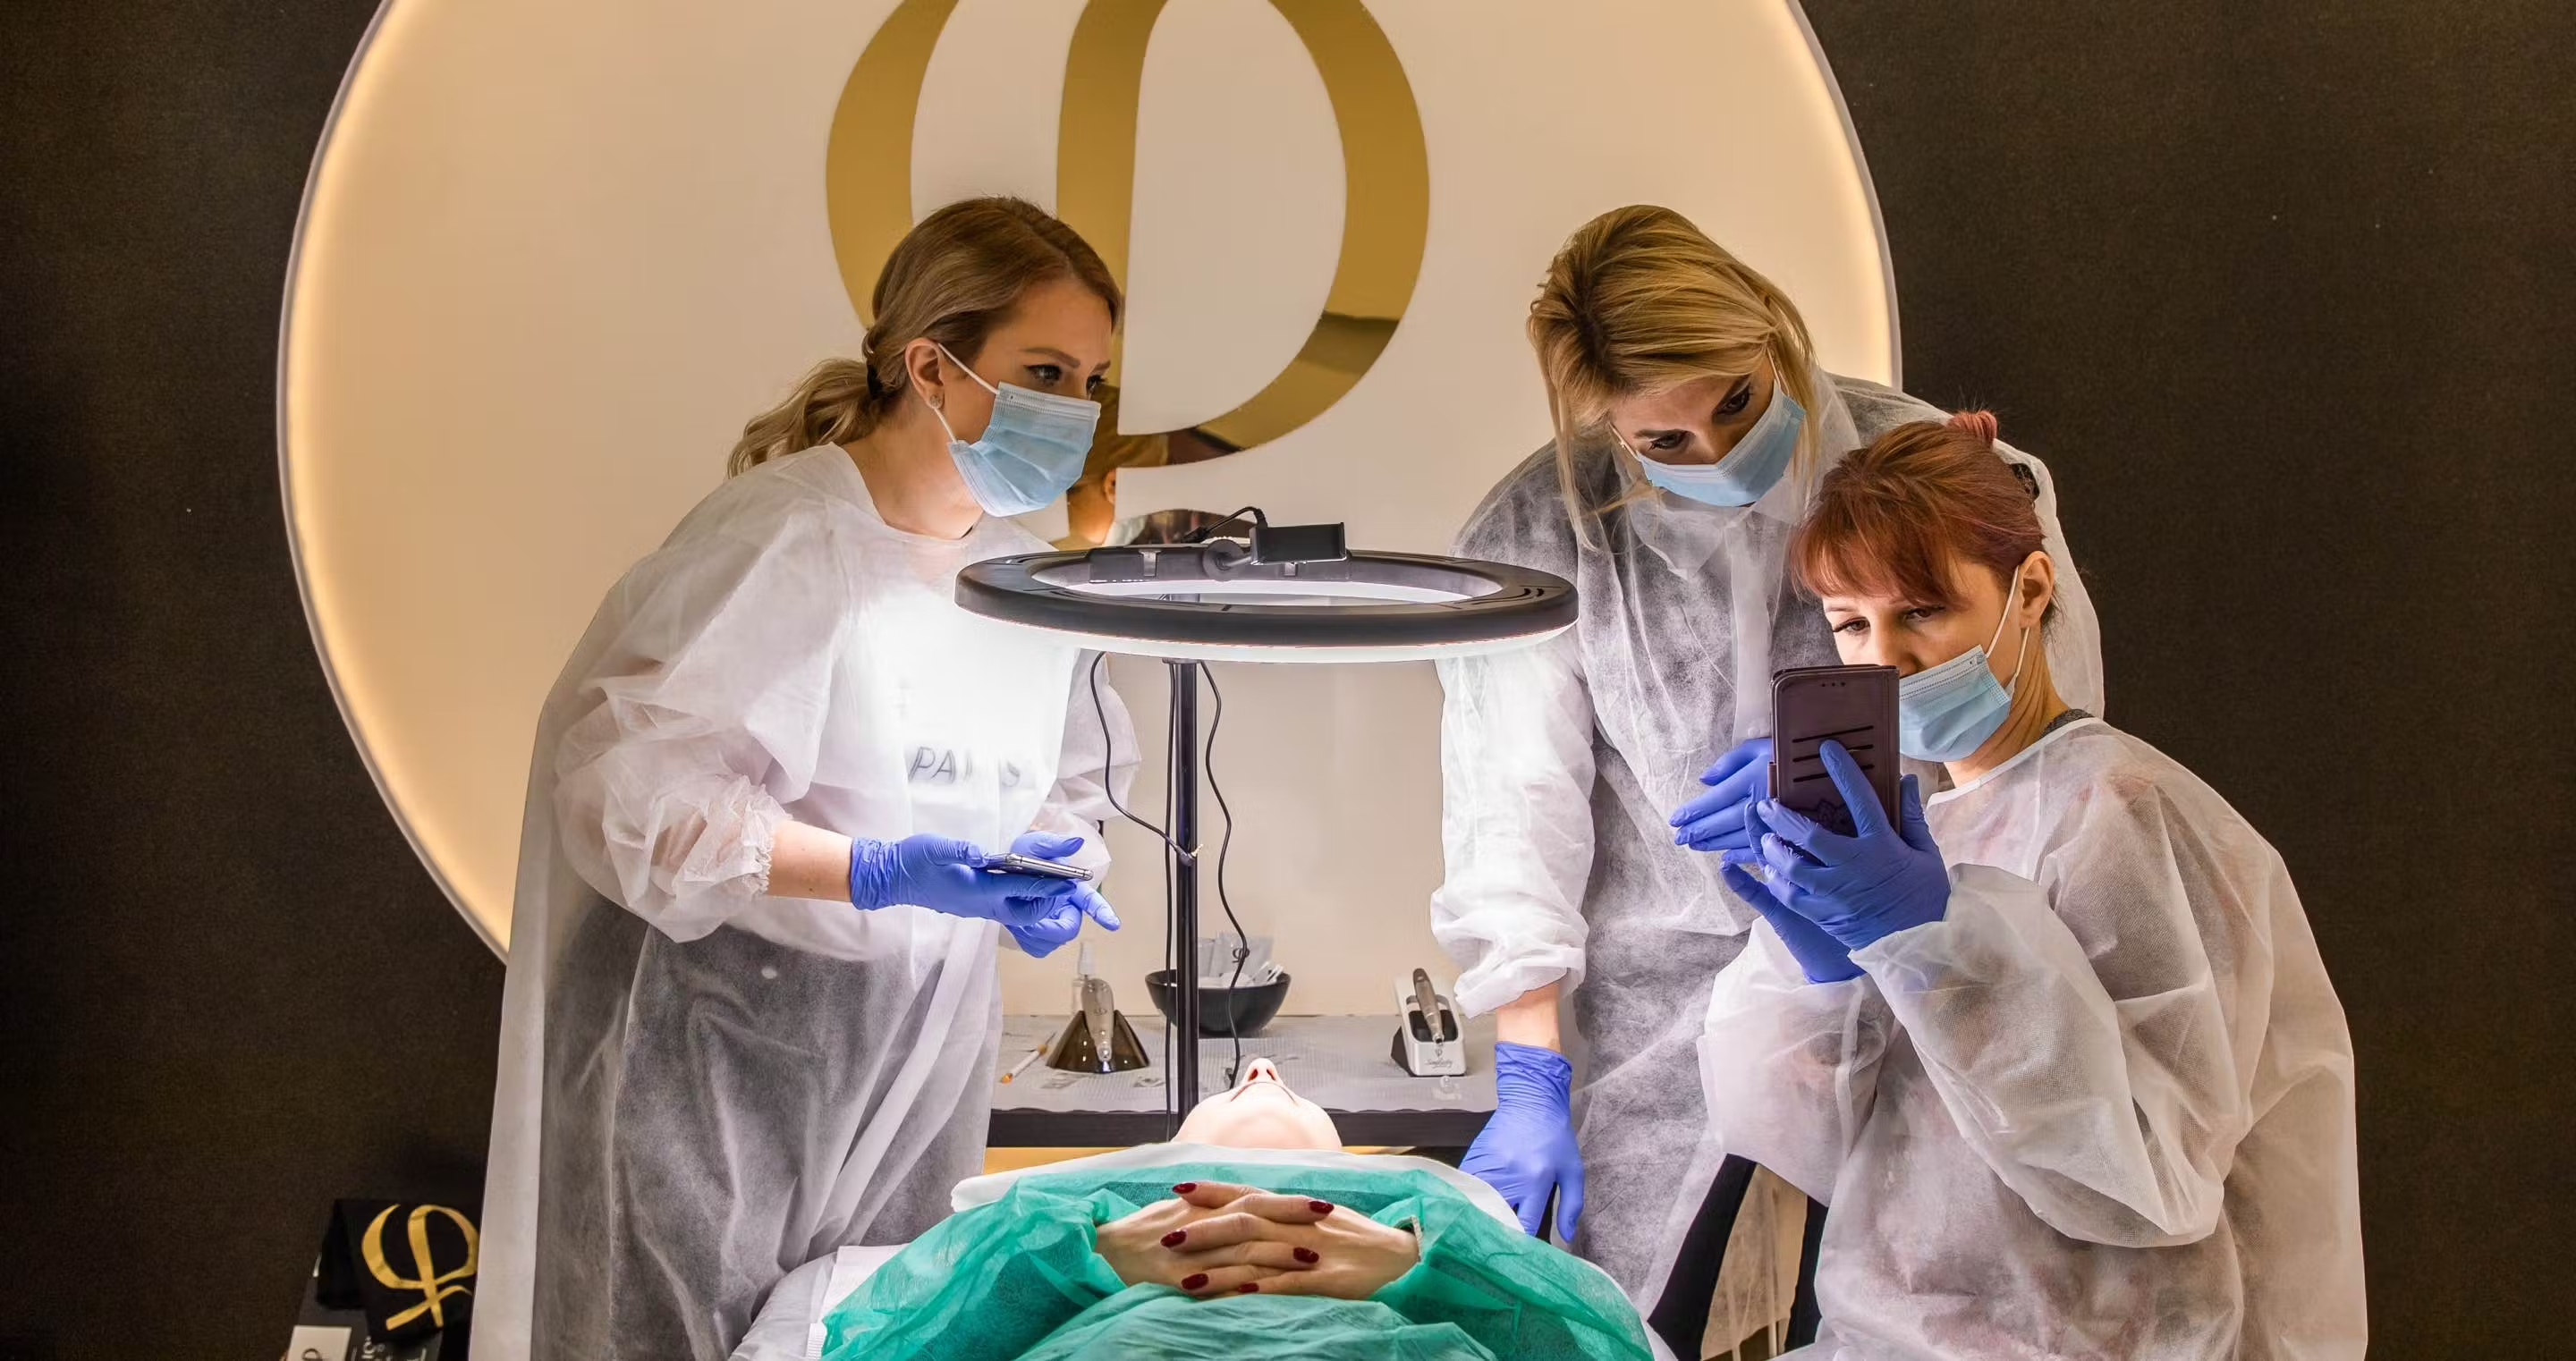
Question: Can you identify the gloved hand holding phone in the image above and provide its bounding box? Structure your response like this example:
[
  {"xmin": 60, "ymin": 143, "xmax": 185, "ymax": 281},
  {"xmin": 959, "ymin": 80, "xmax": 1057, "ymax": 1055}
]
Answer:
[
  {"xmin": 992, "ymin": 833, "xmax": 1119, "ymax": 957},
  {"xmin": 1724, "ymin": 740, "xmax": 1949, "ymax": 954}
]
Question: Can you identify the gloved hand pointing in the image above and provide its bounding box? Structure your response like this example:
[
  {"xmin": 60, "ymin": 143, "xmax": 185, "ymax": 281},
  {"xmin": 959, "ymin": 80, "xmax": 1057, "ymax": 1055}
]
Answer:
[
  {"xmin": 1723, "ymin": 740, "xmax": 1950, "ymax": 953},
  {"xmin": 847, "ymin": 833, "xmax": 1079, "ymax": 927},
  {"xmin": 994, "ymin": 833, "xmax": 1120, "ymax": 959},
  {"xmin": 1461, "ymin": 1041, "xmax": 1585, "ymax": 1239}
]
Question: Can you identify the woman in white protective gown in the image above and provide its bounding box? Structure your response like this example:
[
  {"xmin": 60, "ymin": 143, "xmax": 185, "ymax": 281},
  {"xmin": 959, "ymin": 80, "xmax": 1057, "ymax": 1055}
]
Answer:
[
  {"xmin": 1686, "ymin": 411, "xmax": 2363, "ymax": 1358},
  {"xmin": 1432, "ymin": 204, "xmax": 2106, "ymax": 1301},
  {"xmin": 474, "ymin": 197, "xmax": 1140, "ymax": 1361}
]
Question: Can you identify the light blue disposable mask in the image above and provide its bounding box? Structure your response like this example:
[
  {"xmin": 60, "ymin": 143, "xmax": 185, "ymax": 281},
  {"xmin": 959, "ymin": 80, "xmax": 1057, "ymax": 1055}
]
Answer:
[
  {"xmin": 1897, "ymin": 563, "xmax": 2031, "ymax": 762},
  {"xmin": 1618, "ymin": 374, "xmax": 1806, "ymax": 507},
  {"xmin": 926, "ymin": 342, "xmax": 1100, "ymax": 518}
]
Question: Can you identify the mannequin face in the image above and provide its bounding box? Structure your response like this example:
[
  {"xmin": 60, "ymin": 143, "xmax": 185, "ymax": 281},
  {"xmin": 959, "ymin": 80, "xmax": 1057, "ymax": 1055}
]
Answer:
[
  {"xmin": 1601, "ymin": 356, "xmax": 1781, "ymax": 467},
  {"xmin": 1174, "ymin": 1059, "xmax": 1342, "ymax": 1150}
]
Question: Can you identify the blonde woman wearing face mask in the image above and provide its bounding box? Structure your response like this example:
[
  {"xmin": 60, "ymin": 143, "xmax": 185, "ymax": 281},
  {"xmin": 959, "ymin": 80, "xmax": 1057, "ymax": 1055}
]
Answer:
[
  {"xmin": 1433, "ymin": 205, "xmax": 2106, "ymax": 1302},
  {"xmin": 476, "ymin": 197, "xmax": 1140, "ymax": 1361}
]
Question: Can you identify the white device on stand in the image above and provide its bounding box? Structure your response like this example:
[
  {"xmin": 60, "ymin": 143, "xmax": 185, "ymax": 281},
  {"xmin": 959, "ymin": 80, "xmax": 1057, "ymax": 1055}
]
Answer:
[{"xmin": 1390, "ymin": 968, "xmax": 1467, "ymax": 1077}]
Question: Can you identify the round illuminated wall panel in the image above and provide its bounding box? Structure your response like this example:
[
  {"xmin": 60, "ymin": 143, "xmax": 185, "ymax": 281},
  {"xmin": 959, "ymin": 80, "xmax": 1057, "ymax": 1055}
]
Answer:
[{"xmin": 282, "ymin": 0, "xmax": 1897, "ymax": 953}]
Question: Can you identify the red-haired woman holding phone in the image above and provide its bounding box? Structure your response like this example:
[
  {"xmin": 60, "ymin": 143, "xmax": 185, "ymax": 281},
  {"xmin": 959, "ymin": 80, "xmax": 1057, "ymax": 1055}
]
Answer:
[{"xmin": 1686, "ymin": 413, "xmax": 2363, "ymax": 1358}]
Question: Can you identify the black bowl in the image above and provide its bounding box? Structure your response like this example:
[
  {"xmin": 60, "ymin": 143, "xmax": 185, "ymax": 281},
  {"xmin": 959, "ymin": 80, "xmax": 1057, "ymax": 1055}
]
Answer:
[{"xmin": 1144, "ymin": 968, "xmax": 1292, "ymax": 1038}]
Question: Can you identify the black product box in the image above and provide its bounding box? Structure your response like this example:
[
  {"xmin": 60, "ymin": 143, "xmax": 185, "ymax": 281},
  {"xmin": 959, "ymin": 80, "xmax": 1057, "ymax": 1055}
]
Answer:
[{"xmin": 284, "ymin": 1200, "xmax": 476, "ymax": 1361}]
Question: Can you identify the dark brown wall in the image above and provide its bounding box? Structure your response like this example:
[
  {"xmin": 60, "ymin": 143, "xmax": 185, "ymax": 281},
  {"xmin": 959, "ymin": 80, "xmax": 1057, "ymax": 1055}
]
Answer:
[
  {"xmin": 0, "ymin": 2, "xmax": 501, "ymax": 1357},
  {"xmin": 4, "ymin": 2, "xmax": 2568, "ymax": 1357},
  {"xmin": 1806, "ymin": 2, "xmax": 2576, "ymax": 1349}
]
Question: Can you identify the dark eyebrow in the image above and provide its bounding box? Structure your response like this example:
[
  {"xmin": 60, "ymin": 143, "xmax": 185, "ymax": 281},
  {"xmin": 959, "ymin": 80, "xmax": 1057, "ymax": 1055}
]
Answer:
[
  {"xmin": 1020, "ymin": 346, "xmax": 1083, "ymax": 366},
  {"xmin": 1634, "ymin": 375, "xmax": 1758, "ymax": 440}
]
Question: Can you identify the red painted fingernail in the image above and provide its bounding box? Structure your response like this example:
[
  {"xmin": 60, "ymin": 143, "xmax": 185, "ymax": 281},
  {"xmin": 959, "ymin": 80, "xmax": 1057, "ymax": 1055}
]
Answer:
[
  {"xmin": 1173, "ymin": 1182, "xmax": 1198, "ymax": 1193},
  {"xmin": 1308, "ymin": 1200, "xmax": 1333, "ymax": 1214},
  {"xmin": 1161, "ymin": 1230, "xmax": 1187, "ymax": 1247},
  {"xmin": 1182, "ymin": 1273, "xmax": 1208, "ymax": 1289},
  {"xmin": 1238, "ymin": 1282, "xmax": 1260, "ymax": 1294},
  {"xmin": 1294, "ymin": 1247, "xmax": 1319, "ymax": 1264}
]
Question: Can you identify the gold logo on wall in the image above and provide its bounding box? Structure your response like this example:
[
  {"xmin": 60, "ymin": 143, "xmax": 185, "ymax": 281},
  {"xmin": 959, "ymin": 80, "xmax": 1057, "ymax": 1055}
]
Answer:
[{"xmin": 825, "ymin": 0, "xmax": 1429, "ymax": 452}]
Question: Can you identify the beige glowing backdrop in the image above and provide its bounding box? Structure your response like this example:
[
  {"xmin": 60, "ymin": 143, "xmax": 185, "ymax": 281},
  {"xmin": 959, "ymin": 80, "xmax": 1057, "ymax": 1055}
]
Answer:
[{"xmin": 282, "ymin": 0, "xmax": 1895, "ymax": 1015}]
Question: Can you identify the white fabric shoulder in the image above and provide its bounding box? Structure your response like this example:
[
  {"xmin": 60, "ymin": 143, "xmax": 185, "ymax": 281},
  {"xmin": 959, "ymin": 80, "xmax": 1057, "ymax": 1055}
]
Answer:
[
  {"xmin": 740, "ymin": 445, "xmax": 1049, "ymax": 553},
  {"xmin": 1928, "ymin": 714, "xmax": 2108, "ymax": 804},
  {"xmin": 691, "ymin": 445, "xmax": 869, "ymax": 525}
]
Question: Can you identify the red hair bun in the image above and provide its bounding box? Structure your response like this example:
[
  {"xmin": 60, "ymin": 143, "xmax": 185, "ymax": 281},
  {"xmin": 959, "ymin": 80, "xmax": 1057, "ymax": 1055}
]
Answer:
[{"xmin": 1945, "ymin": 409, "xmax": 2000, "ymax": 444}]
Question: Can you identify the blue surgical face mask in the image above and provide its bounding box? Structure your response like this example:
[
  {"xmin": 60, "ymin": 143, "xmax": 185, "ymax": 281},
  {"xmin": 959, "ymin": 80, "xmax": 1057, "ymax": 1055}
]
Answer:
[
  {"xmin": 1614, "ymin": 372, "xmax": 1806, "ymax": 508},
  {"xmin": 1896, "ymin": 563, "xmax": 2031, "ymax": 762},
  {"xmin": 924, "ymin": 342, "xmax": 1100, "ymax": 518}
]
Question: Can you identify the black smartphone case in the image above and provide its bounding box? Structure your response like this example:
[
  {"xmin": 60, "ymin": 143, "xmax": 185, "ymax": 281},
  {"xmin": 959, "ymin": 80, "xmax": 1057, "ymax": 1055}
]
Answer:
[{"xmin": 1769, "ymin": 664, "xmax": 1902, "ymax": 836}]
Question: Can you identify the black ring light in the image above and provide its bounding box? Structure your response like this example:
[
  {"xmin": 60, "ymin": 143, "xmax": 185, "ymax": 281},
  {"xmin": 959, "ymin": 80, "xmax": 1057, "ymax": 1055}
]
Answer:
[
  {"xmin": 956, "ymin": 540, "xmax": 1577, "ymax": 658},
  {"xmin": 954, "ymin": 531, "xmax": 1575, "ymax": 1126}
]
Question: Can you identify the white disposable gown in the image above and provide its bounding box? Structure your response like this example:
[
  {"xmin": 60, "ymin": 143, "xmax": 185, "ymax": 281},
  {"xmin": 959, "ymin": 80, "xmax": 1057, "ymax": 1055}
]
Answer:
[
  {"xmin": 474, "ymin": 446, "xmax": 1135, "ymax": 1361},
  {"xmin": 1687, "ymin": 718, "xmax": 2363, "ymax": 1358},
  {"xmin": 1433, "ymin": 373, "xmax": 2105, "ymax": 1298}
]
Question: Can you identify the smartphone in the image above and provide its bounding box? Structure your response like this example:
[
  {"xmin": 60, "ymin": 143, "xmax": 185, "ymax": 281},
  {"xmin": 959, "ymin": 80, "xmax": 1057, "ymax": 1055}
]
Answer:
[
  {"xmin": 980, "ymin": 853, "xmax": 1095, "ymax": 882},
  {"xmin": 1768, "ymin": 664, "xmax": 1901, "ymax": 836}
]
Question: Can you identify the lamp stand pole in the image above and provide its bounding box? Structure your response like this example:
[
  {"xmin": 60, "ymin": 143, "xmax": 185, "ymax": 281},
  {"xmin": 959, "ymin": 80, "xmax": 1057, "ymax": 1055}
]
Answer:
[{"xmin": 1164, "ymin": 658, "xmax": 1202, "ymax": 1130}]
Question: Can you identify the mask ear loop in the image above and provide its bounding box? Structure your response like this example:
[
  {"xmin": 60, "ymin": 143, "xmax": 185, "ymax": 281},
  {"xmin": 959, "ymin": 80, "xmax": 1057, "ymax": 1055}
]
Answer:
[
  {"xmin": 933, "ymin": 341, "xmax": 1000, "ymax": 397},
  {"xmin": 1604, "ymin": 423, "xmax": 1645, "ymax": 465},
  {"xmin": 1990, "ymin": 560, "xmax": 2035, "ymax": 697},
  {"xmin": 919, "ymin": 341, "xmax": 1001, "ymax": 441},
  {"xmin": 920, "ymin": 385, "xmax": 959, "ymax": 442}
]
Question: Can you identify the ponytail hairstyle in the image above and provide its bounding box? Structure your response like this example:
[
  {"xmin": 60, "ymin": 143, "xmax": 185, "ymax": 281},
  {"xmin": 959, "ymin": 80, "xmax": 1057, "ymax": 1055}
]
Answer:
[
  {"xmin": 1789, "ymin": 409, "xmax": 2055, "ymax": 621},
  {"xmin": 727, "ymin": 197, "xmax": 1122, "ymax": 477},
  {"xmin": 1526, "ymin": 204, "xmax": 1819, "ymax": 543}
]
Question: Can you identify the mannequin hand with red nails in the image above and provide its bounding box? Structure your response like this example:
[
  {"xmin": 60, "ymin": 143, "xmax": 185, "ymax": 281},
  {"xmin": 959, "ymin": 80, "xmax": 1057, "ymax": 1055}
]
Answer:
[
  {"xmin": 1093, "ymin": 1183, "xmax": 1322, "ymax": 1298},
  {"xmin": 1147, "ymin": 1181, "xmax": 1420, "ymax": 1299}
]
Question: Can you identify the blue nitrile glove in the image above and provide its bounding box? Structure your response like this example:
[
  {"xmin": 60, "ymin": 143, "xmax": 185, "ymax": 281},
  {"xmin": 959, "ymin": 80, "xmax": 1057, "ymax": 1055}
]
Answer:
[
  {"xmin": 1724, "ymin": 740, "xmax": 1949, "ymax": 952},
  {"xmin": 846, "ymin": 833, "xmax": 1079, "ymax": 926},
  {"xmin": 995, "ymin": 833, "xmax": 1119, "ymax": 958},
  {"xmin": 1462, "ymin": 1041, "xmax": 1586, "ymax": 1238},
  {"xmin": 1669, "ymin": 737, "xmax": 1773, "ymax": 851},
  {"xmin": 1718, "ymin": 800, "xmax": 1863, "ymax": 984}
]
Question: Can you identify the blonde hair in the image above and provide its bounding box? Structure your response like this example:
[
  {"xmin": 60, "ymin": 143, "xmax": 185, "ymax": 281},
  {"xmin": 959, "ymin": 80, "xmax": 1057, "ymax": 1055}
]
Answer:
[
  {"xmin": 1527, "ymin": 204, "xmax": 1820, "ymax": 540},
  {"xmin": 727, "ymin": 197, "xmax": 1122, "ymax": 476}
]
